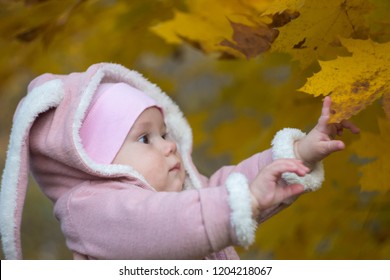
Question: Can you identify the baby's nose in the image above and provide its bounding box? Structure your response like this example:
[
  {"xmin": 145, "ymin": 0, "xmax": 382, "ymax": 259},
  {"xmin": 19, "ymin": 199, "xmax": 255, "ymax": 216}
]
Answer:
[{"xmin": 162, "ymin": 138, "xmax": 177, "ymax": 155}]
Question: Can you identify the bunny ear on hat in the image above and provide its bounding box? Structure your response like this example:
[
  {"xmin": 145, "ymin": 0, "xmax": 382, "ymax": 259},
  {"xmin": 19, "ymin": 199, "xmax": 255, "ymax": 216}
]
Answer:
[{"xmin": 0, "ymin": 79, "xmax": 64, "ymax": 259}]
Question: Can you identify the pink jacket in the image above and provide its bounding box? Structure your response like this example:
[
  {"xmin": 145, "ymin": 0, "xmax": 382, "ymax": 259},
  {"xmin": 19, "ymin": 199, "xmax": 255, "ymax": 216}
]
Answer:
[{"xmin": 0, "ymin": 63, "xmax": 324, "ymax": 259}]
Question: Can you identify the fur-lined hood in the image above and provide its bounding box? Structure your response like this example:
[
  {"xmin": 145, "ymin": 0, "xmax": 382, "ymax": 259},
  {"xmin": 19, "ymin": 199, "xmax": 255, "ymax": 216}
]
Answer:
[{"xmin": 0, "ymin": 63, "xmax": 205, "ymax": 259}]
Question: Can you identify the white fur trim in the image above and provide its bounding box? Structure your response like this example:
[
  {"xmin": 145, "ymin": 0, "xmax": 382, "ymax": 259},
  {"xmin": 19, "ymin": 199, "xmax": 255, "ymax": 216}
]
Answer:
[
  {"xmin": 71, "ymin": 66, "xmax": 144, "ymax": 181},
  {"xmin": 225, "ymin": 173, "xmax": 256, "ymax": 246},
  {"xmin": 72, "ymin": 63, "xmax": 202, "ymax": 190},
  {"xmin": 0, "ymin": 79, "xmax": 64, "ymax": 259},
  {"xmin": 271, "ymin": 128, "xmax": 324, "ymax": 191}
]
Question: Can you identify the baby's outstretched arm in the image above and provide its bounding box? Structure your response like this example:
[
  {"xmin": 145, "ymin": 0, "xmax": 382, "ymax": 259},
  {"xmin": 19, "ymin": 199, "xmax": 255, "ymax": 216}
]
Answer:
[
  {"xmin": 249, "ymin": 158, "xmax": 309, "ymax": 217},
  {"xmin": 294, "ymin": 96, "xmax": 360, "ymax": 168},
  {"xmin": 249, "ymin": 97, "xmax": 360, "ymax": 216}
]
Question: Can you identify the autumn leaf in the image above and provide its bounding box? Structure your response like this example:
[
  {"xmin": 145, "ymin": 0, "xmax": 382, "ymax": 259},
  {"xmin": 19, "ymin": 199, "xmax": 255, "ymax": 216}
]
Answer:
[
  {"xmin": 219, "ymin": 9, "xmax": 300, "ymax": 59},
  {"xmin": 151, "ymin": 0, "xmax": 387, "ymax": 68},
  {"xmin": 219, "ymin": 20, "xmax": 279, "ymax": 59},
  {"xmin": 151, "ymin": 0, "xmax": 301, "ymax": 58},
  {"xmin": 271, "ymin": 0, "xmax": 372, "ymax": 68},
  {"xmin": 299, "ymin": 38, "xmax": 390, "ymax": 123},
  {"xmin": 262, "ymin": 0, "xmax": 305, "ymax": 15}
]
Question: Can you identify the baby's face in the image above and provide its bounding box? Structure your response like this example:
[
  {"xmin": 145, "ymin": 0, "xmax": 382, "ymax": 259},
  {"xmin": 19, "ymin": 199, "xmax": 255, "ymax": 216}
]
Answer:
[{"xmin": 112, "ymin": 107, "xmax": 186, "ymax": 192}]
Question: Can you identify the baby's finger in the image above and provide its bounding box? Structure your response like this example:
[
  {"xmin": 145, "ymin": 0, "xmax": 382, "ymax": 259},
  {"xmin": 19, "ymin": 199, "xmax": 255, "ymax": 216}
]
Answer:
[
  {"xmin": 317, "ymin": 96, "xmax": 331, "ymax": 131},
  {"xmin": 286, "ymin": 183, "xmax": 305, "ymax": 197},
  {"xmin": 340, "ymin": 120, "xmax": 360, "ymax": 134},
  {"xmin": 269, "ymin": 159, "xmax": 309, "ymax": 177},
  {"xmin": 321, "ymin": 96, "xmax": 332, "ymax": 118},
  {"xmin": 321, "ymin": 140, "xmax": 345, "ymax": 156}
]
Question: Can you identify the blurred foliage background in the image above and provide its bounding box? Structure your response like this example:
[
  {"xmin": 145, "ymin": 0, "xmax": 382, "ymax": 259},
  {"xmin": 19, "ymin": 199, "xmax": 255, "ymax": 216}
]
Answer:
[{"xmin": 0, "ymin": 0, "xmax": 389, "ymax": 259}]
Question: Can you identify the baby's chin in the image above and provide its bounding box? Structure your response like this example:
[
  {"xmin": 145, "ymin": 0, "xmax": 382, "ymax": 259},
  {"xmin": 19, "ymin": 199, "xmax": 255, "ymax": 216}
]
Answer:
[
  {"xmin": 167, "ymin": 182, "xmax": 185, "ymax": 192},
  {"xmin": 153, "ymin": 179, "xmax": 184, "ymax": 192}
]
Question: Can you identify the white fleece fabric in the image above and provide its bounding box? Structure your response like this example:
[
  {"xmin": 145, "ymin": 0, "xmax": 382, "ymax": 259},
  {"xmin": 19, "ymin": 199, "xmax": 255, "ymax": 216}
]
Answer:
[
  {"xmin": 0, "ymin": 79, "xmax": 65, "ymax": 259},
  {"xmin": 271, "ymin": 128, "xmax": 324, "ymax": 191},
  {"xmin": 225, "ymin": 172, "xmax": 256, "ymax": 247}
]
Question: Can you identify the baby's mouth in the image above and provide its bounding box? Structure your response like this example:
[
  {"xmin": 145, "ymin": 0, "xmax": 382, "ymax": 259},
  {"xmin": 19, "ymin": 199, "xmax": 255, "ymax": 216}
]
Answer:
[{"xmin": 169, "ymin": 162, "xmax": 181, "ymax": 172}]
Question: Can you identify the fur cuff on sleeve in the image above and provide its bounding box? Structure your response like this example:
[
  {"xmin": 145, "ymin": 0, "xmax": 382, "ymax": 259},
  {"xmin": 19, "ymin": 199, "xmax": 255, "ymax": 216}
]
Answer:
[
  {"xmin": 225, "ymin": 173, "xmax": 256, "ymax": 247},
  {"xmin": 271, "ymin": 128, "xmax": 324, "ymax": 191}
]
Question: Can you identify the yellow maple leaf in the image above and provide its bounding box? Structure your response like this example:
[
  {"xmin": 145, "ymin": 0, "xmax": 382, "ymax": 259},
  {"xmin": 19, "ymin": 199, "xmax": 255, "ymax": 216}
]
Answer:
[
  {"xmin": 349, "ymin": 117, "xmax": 390, "ymax": 192},
  {"xmin": 151, "ymin": 0, "xmax": 301, "ymax": 58},
  {"xmin": 262, "ymin": 0, "xmax": 305, "ymax": 15},
  {"xmin": 300, "ymin": 38, "xmax": 390, "ymax": 123},
  {"xmin": 271, "ymin": 0, "xmax": 371, "ymax": 68}
]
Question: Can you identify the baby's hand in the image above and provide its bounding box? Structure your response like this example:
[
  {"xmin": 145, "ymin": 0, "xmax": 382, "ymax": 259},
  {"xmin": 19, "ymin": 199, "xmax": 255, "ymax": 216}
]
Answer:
[
  {"xmin": 250, "ymin": 158, "xmax": 309, "ymax": 215},
  {"xmin": 294, "ymin": 96, "xmax": 360, "ymax": 168}
]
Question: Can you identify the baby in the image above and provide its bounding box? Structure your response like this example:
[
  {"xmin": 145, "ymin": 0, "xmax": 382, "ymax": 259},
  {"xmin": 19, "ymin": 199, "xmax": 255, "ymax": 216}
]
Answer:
[{"xmin": 0, "ymin": 63, "xmax": 359, "ymax": 260}]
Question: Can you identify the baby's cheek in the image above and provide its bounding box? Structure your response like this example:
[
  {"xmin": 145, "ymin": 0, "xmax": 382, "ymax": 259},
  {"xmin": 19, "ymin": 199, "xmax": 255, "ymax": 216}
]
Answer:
[{"xmin": 145, "ymin": 167, "xmax": 168, "ymax": 191}]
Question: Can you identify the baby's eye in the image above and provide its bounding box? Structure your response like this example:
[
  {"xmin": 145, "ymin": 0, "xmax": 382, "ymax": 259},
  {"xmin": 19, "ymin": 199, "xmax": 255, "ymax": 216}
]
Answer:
[
  {"xmin": 138, "ymin": 135, "xmax": 150, "ymax": 144},
  {"xmin": 161, "ymin": 132, "xmax": 168, "ymax": 140}
]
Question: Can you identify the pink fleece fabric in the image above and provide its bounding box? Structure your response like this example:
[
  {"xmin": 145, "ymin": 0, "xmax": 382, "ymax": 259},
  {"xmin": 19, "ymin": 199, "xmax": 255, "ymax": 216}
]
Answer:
[{"xmin": 80, "ymin": 82, "xmax": 160, "ymax": 164}]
